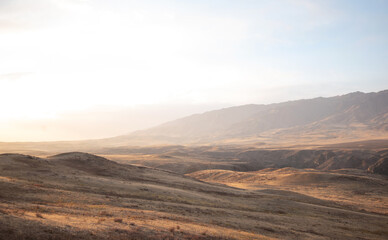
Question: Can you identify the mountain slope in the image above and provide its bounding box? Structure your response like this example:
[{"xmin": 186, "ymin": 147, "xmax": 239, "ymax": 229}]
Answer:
[
  {"xmin": 0, "ymin": 90, "xmax": 387, "ymax": 153},
  {"xmin": 116, "ymin": 90, "xmax": 388, "ymax": 145}
]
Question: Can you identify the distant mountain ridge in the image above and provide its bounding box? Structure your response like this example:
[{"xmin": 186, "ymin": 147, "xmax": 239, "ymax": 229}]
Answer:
[
  {"xmin": 116, "ymin": 90, "xmax": 388, "ymax": 145},
  {"xmin": 1, "ymin": 90, "xmax": 387, "ymax": 151}
]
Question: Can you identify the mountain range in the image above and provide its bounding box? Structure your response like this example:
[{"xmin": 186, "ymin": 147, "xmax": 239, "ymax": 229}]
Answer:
[
  {"xmin": 111, "ymin": 90, "xmax": 388, "ymax": 145},
  {"xmin": 1, "ymin": 90, "xmax": 387, "ymax": 153}
]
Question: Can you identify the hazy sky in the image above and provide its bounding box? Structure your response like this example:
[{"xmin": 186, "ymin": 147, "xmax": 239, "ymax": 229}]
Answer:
[{"xmin": 1, "ymin": 0, "xmax": 388, "ymax": 141}]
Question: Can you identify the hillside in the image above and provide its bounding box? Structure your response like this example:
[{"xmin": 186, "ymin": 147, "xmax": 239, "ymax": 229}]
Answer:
[
  {"xmin": 115, "ymin": 90, "xmax": 388, "ymax": 145},
  {"xmin": 100, "ymin": 146, "xmax": 388, "ymax": 176},
  {"xmin": 188, "ymin": 167, "xmax": 388, "ymax": 214},
  {"xmin": 1, "ymin": 152, "xmax": 388, "ymax": 239}
]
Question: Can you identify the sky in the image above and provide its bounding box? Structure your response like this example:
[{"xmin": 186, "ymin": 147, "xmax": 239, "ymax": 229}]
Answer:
[{"xmin": 0, "ymin": 0, "xmax": 388, "ymax": 141}]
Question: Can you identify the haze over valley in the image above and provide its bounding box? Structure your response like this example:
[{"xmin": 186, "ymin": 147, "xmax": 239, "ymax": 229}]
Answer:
[
  {"xmin": 1, "ymin": 90, "xmax": 388, "ymax": 239},
  {"xmin": 1, "ymin": 0, "xmax": 388, "ymax": 239}
]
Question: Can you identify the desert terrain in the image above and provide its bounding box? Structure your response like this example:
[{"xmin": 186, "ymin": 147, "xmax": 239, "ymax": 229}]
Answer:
[
  {"xmin": 2, "ymin": 0, "xmax": 388, "ymax": 237},
  {"xmin": 1, "ymin": 91, "xmax": 388, "ymax": 239}
]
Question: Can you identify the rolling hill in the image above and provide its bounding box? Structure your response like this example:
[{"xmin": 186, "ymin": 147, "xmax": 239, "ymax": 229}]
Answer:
[
  {"xmin": 1, "ymin": 152, "xmax": 387, "ymax": 239},
  {"xmin": 96, "ymin": 146, "xmax": 388, "ymax": 176},
  {"xmin": 188, "ymin": 167, "xmax": 388, "ymax": 214}
]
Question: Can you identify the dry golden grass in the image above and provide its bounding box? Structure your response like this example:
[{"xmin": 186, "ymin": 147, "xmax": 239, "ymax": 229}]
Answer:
[
  {"xmin": 189, "ymin": 168, "xmax": 388, "ymax": 215},
  {"xmin": 1, "ymin": 152, "xmax": 387, "ymax": 239}
]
